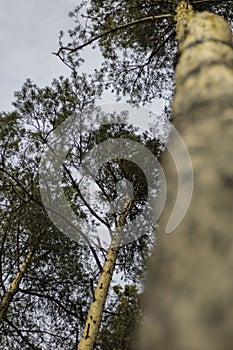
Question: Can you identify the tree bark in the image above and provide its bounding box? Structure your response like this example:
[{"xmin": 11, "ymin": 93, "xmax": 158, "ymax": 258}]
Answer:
[
  {"xmin": 77, "ymin": 237, "xmax": 120, "ymax": 350},
  {"xmin": 77, "ymin": 202, "xmax": 132, "ymax": 350},
  {"xmin": 137, "ymin": 1, "xmax": 233, "ymax": 349},
  {"xmin": 0, "ymin": 226, "xmax": 48, "ymax": 324},
  {"xmin": 0, "ymin": 249, "xmax": 34, "ymax": 323}
]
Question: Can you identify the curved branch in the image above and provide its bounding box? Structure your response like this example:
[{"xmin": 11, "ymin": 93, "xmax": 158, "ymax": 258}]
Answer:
[
  {"xmin": 130, "ymin": 25, "xmax": 175, "ymax": 93},
  {"xmin": 54, "ymin": 14, "xmax": 173, "ymax": 57}
]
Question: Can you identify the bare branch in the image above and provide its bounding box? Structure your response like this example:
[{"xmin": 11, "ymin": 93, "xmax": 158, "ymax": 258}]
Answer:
[{"xmin": 3, "ymin": 317, "xmax": 39, "ymax": 350}]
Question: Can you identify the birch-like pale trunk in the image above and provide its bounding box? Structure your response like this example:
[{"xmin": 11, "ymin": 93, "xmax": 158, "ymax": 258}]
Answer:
[
  {"xmin": 0, "ymin": 249, "xmax": 35, "ymax": 323},
  {"xmin": 77, "ymin": 236, "xmax": 120, "ymax": 350},
  {"xmin": 77, "ymin": 201, "xmax": 132, "ymax": 350},
  {"xmin": 137, "ymin": 1, "xmax": 233, "ymax": 349},
  {"xmin": 0, "ymin": 227, "xmax": 48, "ymax": 323}
]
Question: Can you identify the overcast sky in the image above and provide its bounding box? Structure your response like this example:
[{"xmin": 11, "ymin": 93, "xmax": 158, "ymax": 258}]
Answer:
[
  {"xmin": 0, "ymin": 0, "xmax": 80, "ymax": 112},
  {"xmin": 0, "ymin": 0, "xmax": 163, "ymax": 118}
]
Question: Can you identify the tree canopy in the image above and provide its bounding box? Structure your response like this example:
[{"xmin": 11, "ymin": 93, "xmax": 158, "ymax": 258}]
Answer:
[
  {"xmin": 56, "ymin": 0, "xmax": 233, "ymax": 103},
  {"xmin": 0, "ymin": 73, "xmax": 160, "ymax": 349}
]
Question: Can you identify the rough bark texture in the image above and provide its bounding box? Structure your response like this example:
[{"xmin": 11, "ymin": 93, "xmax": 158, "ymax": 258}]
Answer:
[{"xmin": 137, "ymin": 2, "xmax": 233, "ymax": 350}]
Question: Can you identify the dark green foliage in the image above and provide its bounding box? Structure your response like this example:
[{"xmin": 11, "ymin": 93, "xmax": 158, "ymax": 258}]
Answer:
[
  {"xmin": 0, "ymin": 90, "xmax": 93, "ymax": 348},
  {"xmin": 57, "ymin": 0, "xmax": 233, "ymax": 104},
  {"xmin": 0, "ymin": 74, "xmax": 160, "ymax": 349}
]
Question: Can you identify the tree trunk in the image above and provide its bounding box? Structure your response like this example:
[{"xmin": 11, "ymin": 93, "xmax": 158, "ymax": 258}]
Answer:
[
  {"xmin": 137, "ymin": 2, "xmax": 233, "ymax": 349},
  {"xmin": 77, "ymin": 237, "xmax": 120, "ymax": 350},
  {"xmin": 0, "ymin": 226, "xmax": 48, "ymax": 323},
  {"xmin": 77, "ymin": 202, "xmax": 131, "ymax": 350},
  {"xmin": 0, "ymin": 249, "xmax": 34, "ymax": 323}
]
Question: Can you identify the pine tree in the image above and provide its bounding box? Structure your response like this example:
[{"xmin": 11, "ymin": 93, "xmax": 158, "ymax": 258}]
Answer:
[{"xmin": 0, "ymin": 75, "xmax": 160, "ymax": 349}]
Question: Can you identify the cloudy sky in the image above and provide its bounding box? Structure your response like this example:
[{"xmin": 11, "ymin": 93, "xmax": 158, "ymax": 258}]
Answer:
[
  {"xmin": 0, "ymin": 0, "xmax": 163, "ymax": 117},
  {"xmin": 0, "ymin": 0, "xmax": 80, "ymax": 112}
]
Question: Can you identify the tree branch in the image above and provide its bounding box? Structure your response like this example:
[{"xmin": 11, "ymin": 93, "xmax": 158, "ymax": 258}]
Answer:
[
  {"xmin": 3, "ymin": 317, "xmax": 39, "ymax": 350},
  {"xmin": 0, "ymin": 167, "xmax": 103, "ymax": 272},
  {"xmin": 18, "ymin": 288, "xmax": 78, "ymax": 318},
  {"xmin": 54, "ymin": 14, "xmax": 173, "ymax": 57}
]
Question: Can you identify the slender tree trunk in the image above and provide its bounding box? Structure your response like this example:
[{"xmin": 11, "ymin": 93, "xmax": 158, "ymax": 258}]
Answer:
[
  {"xmin": 0, "ymin": 227, "xmax": 48, "ymax": 323},
  {"xmin": 77, "ymin": 236, "xmax": 120, "ymax": 350},
  {"xmin": 0, "ymin": 249, "xmax": 34, "ymax": 323},
  {"xmin": 77, "ymin": 202, "xmax": 132, "ymax": 350},
  {"xmin": 137, "ymin": 1, "xmax": 233, "ymax": 349}
]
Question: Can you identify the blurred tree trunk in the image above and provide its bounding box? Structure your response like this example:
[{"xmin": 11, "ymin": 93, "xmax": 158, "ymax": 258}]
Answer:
[{"xmin": 137, "ymin": 1, "xmax": 233, "ymax": 349}]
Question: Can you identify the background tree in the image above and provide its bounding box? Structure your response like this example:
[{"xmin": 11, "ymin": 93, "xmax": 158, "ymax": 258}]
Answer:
[
  {"xmin": 0, "ymin": 77, "xmax": 99, "ymax": 349},
  {"xmin": 0, "ymin": 74, "xmax": 160, "ymax": 349}
]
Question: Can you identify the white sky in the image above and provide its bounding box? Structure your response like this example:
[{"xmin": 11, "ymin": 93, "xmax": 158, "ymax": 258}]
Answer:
[
  {"xmin": 0, "ymin": 0, "xmax": 164, "ymax": 115},
  {"xmin": 0, "ymin": 0, "xmax": 79, "ymax": 112}
]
